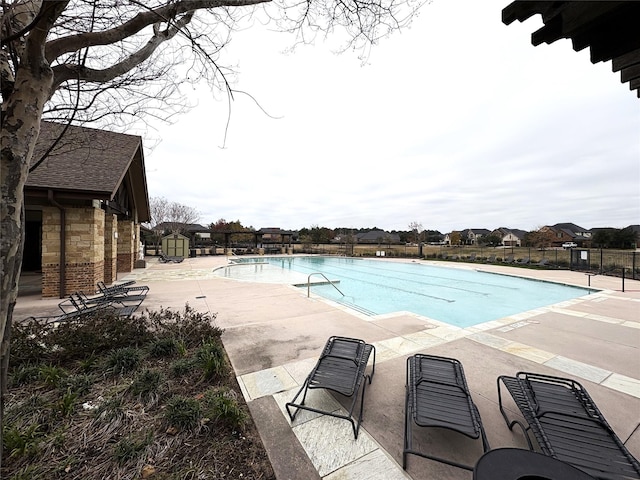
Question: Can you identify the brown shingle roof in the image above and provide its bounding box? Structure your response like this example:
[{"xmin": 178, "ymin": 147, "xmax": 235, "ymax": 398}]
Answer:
[
  {"xmin": 27, "ymin": 121, "xmax": 142, "ymax": 197},
  {"xmin": 26, "ymin": 121, "xmax": 150, "ymax": 222}
]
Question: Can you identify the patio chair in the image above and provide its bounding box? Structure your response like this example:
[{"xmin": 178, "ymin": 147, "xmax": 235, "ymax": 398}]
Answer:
[
  {"xmin": 30, "ymin": 303, "xmax": 113, "ymax": 324},
  {"xmin": 497, "ymin": 372, "xmax": 640, "ymax": 479},
  {"xmin": 159, "ymin": 252, "xmax": 184, "ymax": 263},
  {"xmin": 80, "ymin": 290, "xmax": 145, "ymax": 310},
  {"xmin": 403, "ymin": 354, "xmax": 489, "ymax": 471},
  {"xmin": 503, "ymin": 254, "xmax": 514, "ymax": 264},
  {"xmin": 516, "ymin": 257, "xmax": 530, "ymax": 265},
  {"xmin": 61, "ymin": 292, "xmax": 138, "ymax": 317},
  {"xmin": 285, "ymin": 336, "xmax": 376, "ymax": 439},
  {"xmin": 487, "ymin": 254, "xmax": 496, "ymax": 263},
  {"xmin": 97, "ymin": 281, "xmax": 149, "ymax": 297},
  {"xmin": 468, "ymin": 253, "xmax": 477, "ymax": 261}
]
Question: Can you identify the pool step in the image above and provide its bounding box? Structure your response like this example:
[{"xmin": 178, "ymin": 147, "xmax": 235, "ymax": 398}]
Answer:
[{"xmin": 336, "ymin": 299, "xmax": 377, "ymax": 317}]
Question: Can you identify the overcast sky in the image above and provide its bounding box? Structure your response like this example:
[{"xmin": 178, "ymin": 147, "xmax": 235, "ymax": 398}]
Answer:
[{"xmin": 143, "ymin": 0, "xmax": 639, "ymax": 233}]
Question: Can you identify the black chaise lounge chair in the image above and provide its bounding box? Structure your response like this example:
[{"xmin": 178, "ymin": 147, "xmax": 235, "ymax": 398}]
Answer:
[
  {"xmin": 79, "ymin": 290, "xmax": 145, "ymax": 310},
  {"xmin": 403, "ymin": 354, "xmax": 489, "ymax": 471},
  {"xmin": 97, "ymin": 281, "xmax": 149, "ymax": 297},
  {"xmin": 60, "ymin": 292, "xmax": 138, "ymax": 317},
  {"xmin": 285, "ymin": 336, "xmax": 376, "ymax": 439},
  {"xmin": 27, "ymin": 303, "xmax": 112, "ymax": 324},
  {"xmin": 159, "ymin": 253, "xmax": 184, "ymax": 263},
  {"xmin": 497, "ymin": 372, "xmax": 640, "ymax": 479}
]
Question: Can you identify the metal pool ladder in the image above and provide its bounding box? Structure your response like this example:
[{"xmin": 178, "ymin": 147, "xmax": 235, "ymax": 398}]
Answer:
[{"xmin": 307, "ymin": 272, "xmax": 344, "ymax": 298}]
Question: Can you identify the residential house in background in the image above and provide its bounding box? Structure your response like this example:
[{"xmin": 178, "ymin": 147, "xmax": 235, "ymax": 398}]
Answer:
[
  {"xmin": 492, "ymin": 227, "xmax": 527, "ymax": 247},
  {"xmin": 541, "ymin": 223, "xmax": 592, "ymax": 248},
  {"xmin": 443, "ymin": 231, "xmax": 462, "ymax": 245},
  {"xmin": 463, "ymin": 228, "xmax": 491, "ymax": 245}
]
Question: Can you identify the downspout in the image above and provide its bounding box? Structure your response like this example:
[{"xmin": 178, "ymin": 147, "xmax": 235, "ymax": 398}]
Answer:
[{"xmin": 48, "ymin": 190, "xmax": 66, "ymax": 298}]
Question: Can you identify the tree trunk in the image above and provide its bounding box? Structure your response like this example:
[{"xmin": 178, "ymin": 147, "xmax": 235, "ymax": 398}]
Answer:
[{"xmin": 0, "ymin": 55, "xmax": 53, "ymax": 469}]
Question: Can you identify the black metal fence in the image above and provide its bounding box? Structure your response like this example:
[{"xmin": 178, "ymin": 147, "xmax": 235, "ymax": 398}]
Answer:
[
  {"xmin": 569, "ymin": 249, "xmax": 639, "ymax": 280},
  {"xmin": 290, "ymin": 244, "xmax": 639, "ymax": 280}
]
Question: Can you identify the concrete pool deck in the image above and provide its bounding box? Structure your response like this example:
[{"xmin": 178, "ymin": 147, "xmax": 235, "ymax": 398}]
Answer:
[{"xmin": 15, "ymin": 255, "xmax": 640, "ymax": 479}]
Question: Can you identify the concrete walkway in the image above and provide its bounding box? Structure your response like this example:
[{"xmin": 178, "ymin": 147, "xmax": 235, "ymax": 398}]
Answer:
[{"xmin": 15, "ymin": 256, "xmax": 640, "ymax": 479}]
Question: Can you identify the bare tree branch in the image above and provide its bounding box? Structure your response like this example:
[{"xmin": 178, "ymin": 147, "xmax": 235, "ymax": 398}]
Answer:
[
  {"xmin": 45, "ymin": 0, "xmax": 269, "ymax": 62},
  {"xmin": 49, "ymin": 11, "xmax": 195, "ymax": 93}
]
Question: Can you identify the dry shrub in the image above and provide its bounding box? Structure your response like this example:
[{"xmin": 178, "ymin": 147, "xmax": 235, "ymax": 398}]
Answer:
[{"xmin": 144, "ymin": 304, "xmax": 223, "ymax": 348}]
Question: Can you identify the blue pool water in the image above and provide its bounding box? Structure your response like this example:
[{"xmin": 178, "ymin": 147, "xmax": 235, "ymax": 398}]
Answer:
[{"xmin": 223, "ymin": 257, "xmax": 593, "ymax": 327}]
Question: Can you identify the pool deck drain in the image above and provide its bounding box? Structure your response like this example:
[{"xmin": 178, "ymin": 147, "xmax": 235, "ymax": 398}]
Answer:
[{"xmin": 15, "ymin": 255, "xmax": 640, "ymax": 480}]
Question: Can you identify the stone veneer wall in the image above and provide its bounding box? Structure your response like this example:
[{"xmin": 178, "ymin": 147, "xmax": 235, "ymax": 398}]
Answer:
[
  {"xmin": 117, "ymin": 221, "xmax": 135, "ymax": 273},
  {"xmin": 104, "ymin": 214, "xmax": 118, "ymax": 285},
  {"xmin": 42, "ymin": 206, "xmax": 105, "ymax": 298}
]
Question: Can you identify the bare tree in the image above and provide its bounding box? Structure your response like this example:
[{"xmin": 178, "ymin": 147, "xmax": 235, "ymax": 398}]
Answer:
[
  {"xmin": 149, "ymin": 196, "xmax": 200, "ymax": 233},
  {"xmin": 148, "ymin": 195, "xmax": 171, "ymax": 250},
  {"xmin": 166, "ymin": 201, "xmax": 200, "ymax": 233},
  {"xmin": 408, "ymin": 221, "xmax": 423, "ymax": 244},
  {"xmin": 148, "ymin": 196, "xmax": 170, "ymax": 230},
  {"xmin": 0, "ymin": 0, "xmax": 425, "ymax": 460}
]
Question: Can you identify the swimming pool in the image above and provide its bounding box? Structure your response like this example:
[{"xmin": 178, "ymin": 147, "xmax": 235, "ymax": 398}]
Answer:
[{"xmin": 216, "ymin": 256, "xmax": 594, "ymax": 327}]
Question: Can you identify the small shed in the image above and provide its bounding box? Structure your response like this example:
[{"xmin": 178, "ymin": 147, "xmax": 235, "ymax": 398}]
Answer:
[{"xmin": 161, "ymin": 233, "xmax": 189, "ymax": 258}]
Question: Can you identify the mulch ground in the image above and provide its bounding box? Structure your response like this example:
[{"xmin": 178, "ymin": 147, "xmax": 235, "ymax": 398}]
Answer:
[{"xmin": 1, "ymin": 307, "xmax": 276, "ymax": 480}]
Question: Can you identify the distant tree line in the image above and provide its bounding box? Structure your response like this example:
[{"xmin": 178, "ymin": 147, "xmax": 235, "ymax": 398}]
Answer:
[{"xmin": 147, "ymin": 199, "xmax": 637, "ymax": 250}]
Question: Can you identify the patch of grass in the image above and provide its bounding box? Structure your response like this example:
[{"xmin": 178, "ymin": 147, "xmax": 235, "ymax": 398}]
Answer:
[
  {"xmin": 10, "ymin": 364, "xmax": 41, "ymax": 387},
  {"xmin": 3, "ymin": 394, "xmax": 48, "ymax": 428},
  {"xmin": 176, "ymin": 339, "xmax": 187, "ymax": 356},
  {"xmin": 148, "ymin": 337, "xmax": 179, "ymax": 358},
  {"xmin": 196, "ymin": 342, "xmax": 227, "ymax": 380},
  {"xmin": 165, "ymin": 395, "xmax": 202, "ymax": 431},
  {"xmin": 56, "ymin": 390, "xmax": 78, "ymax": 417},
  {"xmin": 203, "ymin": 387, "xmax": 247, "ymax": 430},
  {"xmin": 2, "ymin": 423, "xmax": 43, "ymax": 458},
  {"xmin": 171, "ymin": 358, "xmax": 195, "ymax": 377},
  {"xmin": 38, "ymin": 364, "xmax": 68, "ymax": 388},
  {"xmin": 59, "ymin": 373, "xmax": 93, "ymax": 396},
  {"xmin": 94, "ymin": 397, "xmax": 125, "ymax": 424},
  {"xmin": 6, "ymin": 465, "xmax": 43, "ymax": 480},
  {"xmin": 106, "ymin": 347, "xmax": 143, "ymax": 375},
  {"xmin": 77, "ymin": 354, "xmax": 98, "ymax": 373},
  {"xmin": 113, "ymin": 432, "xmax": 152, "ymax": 465},
  {"xmin": 129, "ymin": 369, "xmax": 163, "ymax": 402}
]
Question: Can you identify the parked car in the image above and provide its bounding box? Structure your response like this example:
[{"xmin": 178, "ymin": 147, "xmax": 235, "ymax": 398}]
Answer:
[{"xmin": 562, "ymin": 242, "xmax": 578, "ymax": 249}]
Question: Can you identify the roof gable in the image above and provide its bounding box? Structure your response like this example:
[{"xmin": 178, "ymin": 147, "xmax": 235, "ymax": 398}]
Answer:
[
  {"xmin": 27, "ymin": 121, "xmax": 149, "ymax": 222},
  {"xmin": 28, "ymin": 122, "xmax": 141, "ymax": 195}
]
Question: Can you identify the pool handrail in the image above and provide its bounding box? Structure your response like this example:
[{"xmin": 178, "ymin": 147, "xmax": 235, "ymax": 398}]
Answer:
[{"xmin": 307, "ymin": 272, "xmax": 344, "ymax": 298}]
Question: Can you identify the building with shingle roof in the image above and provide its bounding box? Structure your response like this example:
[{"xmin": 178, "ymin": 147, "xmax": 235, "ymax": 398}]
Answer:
[{"xmin": 24, "ymin": 121, "xmax": 150, "ymax": 298}]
